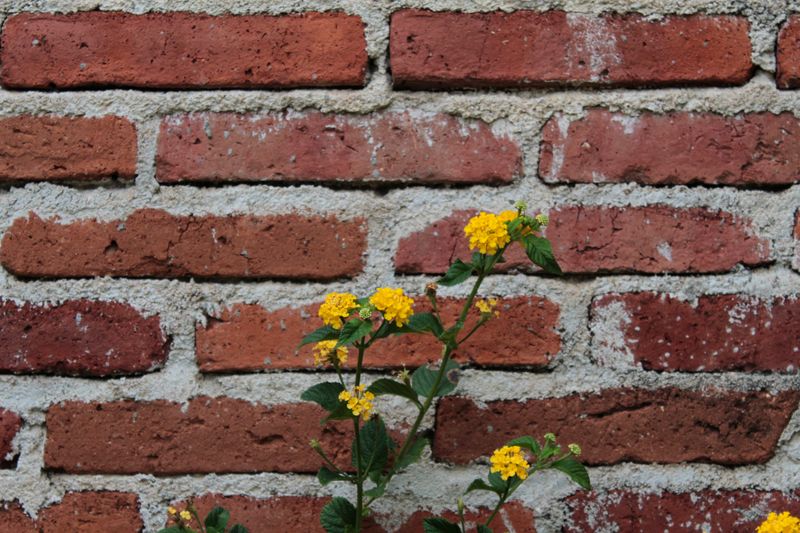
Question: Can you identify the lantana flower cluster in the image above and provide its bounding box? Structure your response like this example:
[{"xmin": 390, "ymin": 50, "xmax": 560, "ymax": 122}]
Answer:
[
  {"xmin": 758, "ymin": 512, "xmax": 800, "ymax": 533},
  {"xmin": 490, "ymin": 445, "xmax": 530, "ymax": 480},
  {"xmin": 338, "ymin": 385, "xmax": 375, "ymax": 420},
  {"xmin": 463, "ymin": 206, "xmax": 550, "ymax": 256},
  {"xmin": 312, "ymin": 340, "xmax": 348, "ymax": 367}
]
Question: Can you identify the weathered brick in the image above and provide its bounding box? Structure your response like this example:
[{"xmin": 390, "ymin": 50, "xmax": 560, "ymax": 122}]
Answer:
[
  {"xmin": 157, "ymin": 112, "xmax": 520, "ymax": 186},
  {"xmin": 0, "ymin": 502, "xmax": 36, "ymax": 533},
  {"xmin": 434, "ymin": 388, "xmax": 799, "ymax": 466},
  {"xmin": 0, "ymin": 209, "xmax": 365, "ymax": 280},
  {"xmin": 388, "ymin": 502, "xmax": 535, "ymax": 533},
  {"xmin": 591, "ymin": 293, "xmax": 800, "ymax": 372},
  {"xmin": 390, "ymin": 10, "xmax": 751, "ymax": 89},
  {"xmin": 395, "ymin": 207, "xmax": 770, "ymax": 275},
  {"xmin": 0, "ymin": 116, "xmax": 137, "ymax": 183},
  {"xmin": 0, "ymin": 409, "xmax": 21, "ymax": 467},
  {"xmin": 197, "ymin": 296, "xmax": 559, "ymax": 372},
  {"xmin": 540, "ymin": 110, "xmax": 800, "ymax": 187},
  {"xmin": 777, "ymin": 15, "xmax": 800, "ymax": 89},
  {"xmin": 0, "ymin": 299, "xmax": 168, "ymax": 376},
  {"xmin": 38, "ymin": 492, "xmax": 142, "ymax": 533},
  {"xmin": 45, "ymin": 397, "xmax": 356, "ymax": 474},
  {"xmin": 565, "ymin": 490, "xmax": 800, "ymax": 532},
  {"xmin": 1, "ymin": 12, "xmax": 367, "ymax": 89}
]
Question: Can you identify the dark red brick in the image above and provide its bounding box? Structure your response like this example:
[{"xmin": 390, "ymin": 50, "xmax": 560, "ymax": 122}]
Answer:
[
  {"xmin": 388, "ymin": 502, "xmax": 535, "ymax": 532},
  {"xmin": 174, "ymin": 495, "xmax": 328, "ymax": 533},
  {"xmin": 157, "ymin": 112, "xmax": 520, "ymax": 186},
  {"xmin": 0, "ymin": 115, "xmax": 136, "ymax": 183},
  {"xmin": 777, "ymin": 15, "xmax": 800, "ymax": 89},
  {"xmin": 0, "ymin": 409, "xmax": 21, "ymax": 467},
  {"xmin": 1, "ymin": 12, "xmax": 366, "ymax": 89},
  {"xmin": 0, "ymin": 299, "xmax": 168, "ymax": 376},
  {"xmin": 0, "ymin": 502, "xmax": 36, "ymax": 533},
  {"xmin": 434, "ymin": 388, "xmax": 799, "ymax": 466},
  {"xmin": 0, "ymin": 209, "xmax": 365, "ymax": 280},
  {"xmin": 591, "ymin": 293, "xmax": 800, "ymax": 372},
  {"xmin": 391, "ymin": 10, "xmax": 751, "ymax": 89},
  {"xmin": 540, "ymin": 110, "xmax": 800, "ymax": 187},
  {"xmin": 38, "ymin": 492, "xmax": 142, "ymax": 533}
]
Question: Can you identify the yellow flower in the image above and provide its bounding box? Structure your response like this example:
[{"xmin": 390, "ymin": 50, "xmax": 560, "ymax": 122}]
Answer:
[
  {"xmin": 313, "ymin": 340, "xmax": 348, "ymax": 367},
  {"xmin": 497, "ymin": 210, "xmax": 518, "ymax": 224},
  {"xmin": 370, "ymin": 287, "xmax": 414, "ymax": 327},
  {"xmin": 464, "ymin": 212, "xmax": 511, "ymax": 255},
  {"xmin": 490, "ymin": 445, "xmax": 530, "ymax": 481},
  {"xmin": 757, "ymin": 512, "xmax": 800, "ymax": 533},
  {"xmin": 338, "ymin": 385, "xmax": 375, "ymax": 420},
  {"xmin": 179, "ymin": 510, "xmax": 192, "ymax": 521},
  {"xmin": 319, "ymin": 292, "xmax": 358, "ymax": 330},
  {"xmin": 475, "ymin": 298, "xmax": 500, "ymax": 317},
  {"xmin": 167, "ymin": 506, "xmax": 177, "ymax": 515}
]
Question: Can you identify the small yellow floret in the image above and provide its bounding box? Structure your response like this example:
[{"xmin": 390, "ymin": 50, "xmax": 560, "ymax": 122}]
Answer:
[
  {"xmin": 490, "ymin": 445, "xmax": 530, "ymax": 481},
  {"xmin": 370, "ymin": 287, "xmax": 414, "ymax": 327},
  {"xmin": 167, "ymin": 506, "xmax": 177, "ymax": 515},
  {"xmin": 498, "ymin": 210, "xmax": 518, "ymax": 224},
  {"xmin": 757, "ymin": 512, "xmax": 800, "ymax": 533},
  {"xmin": 313, "ymin": 340, "xmax": 348, "ymax": 367},
  {"xmin": 464, "ymin": 212, "xmax": 511, "ymax": 255},
  {"xmin": 179, "ymin": 510, "xmax": 192, "ymax": 521},
  {"xmin": 339, "ymin": 386, "xmax": 375, "ymax": 420},
  {"xmin": 475, "ymin": 298, "xmax": 500, "ymax": 318},
  {"xmin": 319, "ymin": 292, "xmax": 358, "ymax": 330}
]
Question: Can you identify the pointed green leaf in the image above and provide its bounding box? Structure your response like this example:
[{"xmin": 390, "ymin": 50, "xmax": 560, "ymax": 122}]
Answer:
[
  {"xmin": 488, "ymin": 471, "xmax": 508, "ymax": 492},
  {"xmin": 204, "ymin": 507, "xmax": 229, "ymax": 530},
  {"xmin": 364, "ymin": 479, "xmax": 387, "ymax": 499},
  {"xmin": 299, "ymin": 325, "xmax": 339, "ymax": 347},
  {"xmin": 506, "ymin": 436, "xmax": 541, "ymax": 455},
  {"xmin": 551, "ymin": 456, "xmax": 591, "ymax": 490},
  {"xmin": 465, "ymin": 478, "xmax": 500, "ymax": 494},
  {"xmin": 229, "ymin": 525, "xmax": 249, "ymax": 533},
  {"xmin": 337, "ymin": 319, "xmax": 373, "ymax": 347},
  {"xmin": 156, "ymin": 528, "xmax": 183, "ymax": 533},
  {"xmin": 477, "ymin": 525, "xmax": 493, "ymax": 533},
  {"xmin": 437, "ymin": 259, "xmax": 474, "ymax": 286},
  {"xmin": 411, "ymin": 360, "xmax": 460, "ymax": 397},
  {"xmin": 394, "ymin": 436, "xmax": 428, "ymax": 471},
  {"xmin": 368, "ymin": 379, "xmax": 419, "ymax": 405},
  {"xmin": 301, "ymin": 382, "xmax": 345, "ymax": 412},
  {"xmin": 317, "ymin": 466, "xmax": 350, "ymax": 486},
  {"xmin": 423, "ymin": 517, "xmax": 461, "ymax": 533},
  {"xmin": 407, "ymin": 313, "xmax": 444, "ymax": 336},
  {"xmin": 320, "ymin": 497, "xmax": 357, "ymax": 533},
  {"xmin": 352, "ymin": 416, "xmax": 389, "ymax": 473},
  {"xmin": 523, "ymin": 235, "xmax": 562, "ymax": 275},
  {"xmin": 324, "ymin": 401, "xmax": 355, "ymax": 422}
]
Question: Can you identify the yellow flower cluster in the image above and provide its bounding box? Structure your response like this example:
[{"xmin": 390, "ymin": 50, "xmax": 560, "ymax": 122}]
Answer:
[
  {"xmin": 167, "ymin": 506, "xmax": 192, "ymax": 523},
  {"xmin": 339, "ymin": 384, "xmax": 375, "ymax": 420},
  {"xmin": 319, "ymin": 292, "xmax": 358, "ymax": 329},
  {"xmin": 475, "ymin": 297, "xmax": 500, "ymax": 317},
  {"xmin": 313, "ymin": 340, "xmax": 348, "ymax": 367},
  {"xmin": 758, "ymin": 512, "xmax": 800, "ymax": 533},
  {"xmin": 464, "ymin": 212, "xmax": 512, "ymax": 255},
  {"xmin": 370, "ymin": 287, "xmax": 414, "ymax": 327},
  {"xmin": 490, "ymin": 445, "xmax": 530, "ymax": 480}
]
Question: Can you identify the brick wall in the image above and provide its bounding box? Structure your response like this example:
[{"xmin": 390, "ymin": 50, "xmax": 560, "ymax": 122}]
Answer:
[{"xmin": 0, "ymin": 1, "xmax": 799, "ymax": 532}]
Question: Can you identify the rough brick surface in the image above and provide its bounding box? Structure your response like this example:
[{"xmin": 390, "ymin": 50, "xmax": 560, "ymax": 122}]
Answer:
[
  {"xmin": 0, "ymin": 409, "xmax": 21, "ymax": 467},
  {"xmin": 45, "ymin": 397, "xmax": 357, "ymax": 474},
  {"xmin": 778, "ymin": 15, "xmax": 800, "ymax": 89},
  {"xmin": 0, "ymin": 209, "xmax": 365, "ymax": 280},
  {"xmin": 0, "ymin": 503, "xmax": 36, "ymax": 533},
  {"xmin": 390, "ymin": 10, "xmax": 752, "ymax": 89},
  {"xmin": 395, "ymin": 207, "xmax": 770, "ymax": 275},
  {"xmin": 0, "ymin": 115, "xmax": 137, "ymax": 183},
  {"xmin": 434, "ymin": 389, "xmax": 799, "ymax": 466},
  {"xmin": 388, "ymin": 502, "xmax": 535, "ymax": 533},
  {"xmin": 1, "ymin": 12, "xmax": 367, "ymax": 89},
  {"xmin": 540, "ymin": 110, "xmax": 800, "ymax": 187},
  {"xmin": 565, "ymin": 490, "xmax": 800, "ymax": 532},
  {"xmin": 591, "ymin": 293, "xmax": 800, "ymax": 372},
  {"xmin": 175, "ymin": 495, "xmax": 329, "ymax": 533},
  {"xmin": 38, "ymin": 492, "xmax": 142, "ymax": 533},
  {"xmin": 0, "ymin": 299, "xmax": 168, "ymax": 376},
  {"xmin": 197, "ymin": 296, "xmax": 559, "ymax": 372},
  {"xmin": 157, "ymin": 112, "xmax": 520, "ymax": 186}
]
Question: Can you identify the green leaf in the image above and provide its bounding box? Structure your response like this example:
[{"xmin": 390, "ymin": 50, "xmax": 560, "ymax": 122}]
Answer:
[
  {"xmin": 353, "ymin": 416, "xmax": 389, "ymax": 474},
  {"xmin": 368, "ymin": 378, "xmax": 419, "ymax": 405},
  {"xmin": 317, "ymin": 466, "xmax": 350, "ymax": 486},
  {"xmin": 204, "ymin": 507, "xmax": 229, "ymax": 530},
  {"xmin": 465, "ymin": 478, "xmax": 500, "ymax": 494},
  {"xmin": 477, "ymin": 525, "xmax": 493, "ymax": 533},
  {"xmin": 156, "ymin": 528, "xmax": 183, "ymax": 533},
  {"xmin": 523, "ymin": 235, "xmax": 562, "ymax": 275},
  {"xmin": 301, "ymin": 382, "xmax": 345, "ymax": 412},
  {"xmin": 551, "ymin": 456, "xmax": 591, "ymax": 490},
  {"xmin": 411, "ymin": 360, "xmax": 460, "ymax": 397},
  {"xmin": 423, "ymin": 517, "xmax": 462, "ymax": 533},
  {"xmin": 370, "ymin": 320, "xmax": 412, "ymax": 340},
  {"xmin": 337, "ymin": 319, "xmax": 373, "ymax": 347},
  {"xmin": 437, "ymin": 259, "xmax": 474, "ymax": 286},
  {"xmin": 364, "ymin": 479, "xmax": 387, "ymax": 499},
  {"xmin": 229, "ymin": 526, "xmax": 249, "ymax": 533},
  {"xmin": 394, "ymin": 437, "xmax": 429, "ymax": 471},
  {"xmin": 324, "ymin": 401, "xmax": 355, "ymax": 422},
  {"xmin": 320, "ymin": 497, "xmax": 357, "ymax": 533},
  {"xmin": 488, "ymin": 471, "xmax": 508, "ymax": 492},
  {"xmin": 407, "ymin": 313, "xmax": 444, "ymax": 336},
  {"xmin": 506, "ymin": 436, "xmax": 541, "ymax": 455},
  {"xmin": 299, "ymin": 325, "xmax": 339, "ymax": 347}
]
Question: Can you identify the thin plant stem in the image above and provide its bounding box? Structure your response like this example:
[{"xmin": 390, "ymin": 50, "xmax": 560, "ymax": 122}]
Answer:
[{"xmin": 353, "ymin": 342, "xmax": 366, "ymax": 532}]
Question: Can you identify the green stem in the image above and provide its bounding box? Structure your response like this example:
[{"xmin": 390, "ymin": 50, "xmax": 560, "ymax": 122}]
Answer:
[
  {"xmin": 353, "ymin": 341, "xmax": 366, "ymax": 532},
  {"xmin": 312, "ymin": 445, "xmax": 348, "ymax": 476},
  {"xmin": 484, "ymin": 488, "xmax": 507, "ymax": 527}
]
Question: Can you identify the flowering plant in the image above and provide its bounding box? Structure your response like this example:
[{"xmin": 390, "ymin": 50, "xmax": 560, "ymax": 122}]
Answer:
[{"xmin": 160, "ymin": 502, "xmax": 248, "ymax": 533}]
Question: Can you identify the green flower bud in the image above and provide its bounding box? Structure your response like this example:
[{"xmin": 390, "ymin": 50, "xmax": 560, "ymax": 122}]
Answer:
[
  {"xmin": 568, "ymin": 443, "xmax": 582, "ymax": 456},
  {"xmin": 544, "ymin": 432, "xmax": 556, "ymax": 442}
]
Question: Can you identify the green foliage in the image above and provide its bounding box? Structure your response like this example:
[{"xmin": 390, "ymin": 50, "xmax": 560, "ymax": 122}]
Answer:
[
  {"xmin": 394, "ymin": 437, "xmax": 428, "ymax": 471},
  {"xmin": 437, "ymin": 258, "xmax": 474, "ymax": 286},
  {"xmin": 412, "ymin": 360, "xmax": 459, "ymax": 397},
  {"xmin": 157, "ymin": 506, "xmax": 248, "ymax": 533},
  {"xmin": 422, "ymin": 517, "xmax": 461, "ymax": 533},
  {"xmin": 320, "ymin": 497, "xmax": 357, "ymax": 533},
  {"xmin": 506, "ymin": 435, "xmax": 541, "ymax": 455},
  {"xmin": 317, "ymin": 467, "xmax": 350, "ymax": 486},
  {"xmin": 299, "ymin": 325, "xmax": 340, "ymax": 347},
  {"xmin": 465, "ymin": 478, "xmax": 500, "ymax": 495},
  {"xmin": 352, "ymin": 417, "xmax": 390, "ymax": 474},
  {"xmin": 523, "ymin": 235, "xmax": 562, "ymax": 275},
  {"xmin": 551, "ymin": 456, "xmax": 591, "ymax": 490},
  {"xmin": 367, "ymin": 378, "xmax": 419, "ymax": 406},
  {"xmin": 477, "ymin": 525, "xmax": 493, "ymax": 533},
  {"xmin": 337, "ymin": 319, "xmax": 373, "ymax": 347},
  {"xmin": 301, "ymin": 382, "xmax": 344, "ymax": 412},
  {"xmin": 407, "ymin": 312, "xmax": 444, "ymax": 336}
]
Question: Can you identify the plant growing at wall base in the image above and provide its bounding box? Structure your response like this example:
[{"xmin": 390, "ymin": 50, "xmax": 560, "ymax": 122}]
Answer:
[{"xmin": 159, "ymin": 503, "xmax": 248, "ymax": 533}]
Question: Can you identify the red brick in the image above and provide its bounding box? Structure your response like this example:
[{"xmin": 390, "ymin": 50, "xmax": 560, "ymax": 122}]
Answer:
[
  {"xmin": 777, "ymin": 15, "xmax": 800, "ymax": 89},
  {"xmin": 0, "ymin": 409, "xmax": 21, "ymax": 467},
  {"xmin": 45, "ymin": 397, "xmax": 358, "ymax": 474},
  {"xmin": 591, "ymin": 293, "xmax": 800, "ymax": 373},
  {"xmin": 197, "ymin": 296, "xmax": 559, "ymax": 372},
  {"xmin": 390, "ymin": 10, "xmax": 751, "ymax": 89},
  {"xmin": 565, "ymin": 490, "xmax": 800, "ymax": 533},
  {"xmin": 174, "ymin": 495, "xmax": 329, "ymax": 533},
  {"xmin": 0, "ymin": 116, "xmax": 137, "ymax": 183},
  {"xmin": 157, "ymin": 112, "xmax": 520, "ymax": 186},
  {"xmin": 433, "ymin": 388, "xmax": 799, "ymax": 466},
  {"xmin": 0, "ymin": 502, "xmax": 36, "ymax": 533},
  {"xmin": 38, "ymin": 492, "xmax": 142, "ymax": 533},
  {"xmin": 0, "ymin": 209, "xmax": 365, "ymax": 280},
  {"xmin": 0, "ymin": 299, "xmax": 168, "ymax": 376},
  {"xmin": 388, "ymin": 502, "xmax": 535, "ymax": 533},
  {"xmin": 395, "ymin": 207, "xmax": 770, "ymax": 275},
  {"xmin": 540, "ymin": 110, "xmax": 800, "ymax": 187},
  {"xmin": 1, "ymin": 12, "xmax": 366, "ymax": 89}
]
